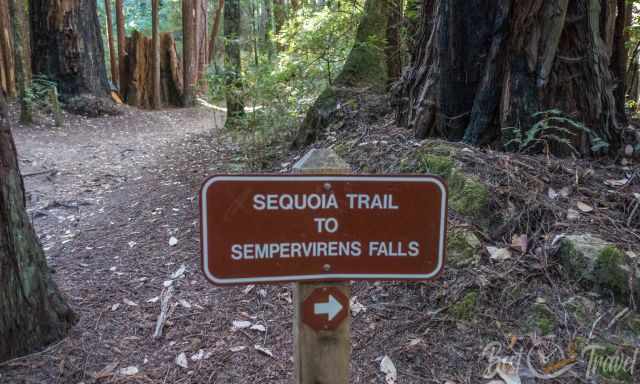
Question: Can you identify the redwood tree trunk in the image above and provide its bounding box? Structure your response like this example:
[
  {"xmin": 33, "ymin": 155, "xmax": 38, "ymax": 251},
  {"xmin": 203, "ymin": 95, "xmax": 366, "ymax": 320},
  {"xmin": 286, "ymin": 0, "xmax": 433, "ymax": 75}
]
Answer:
[
  {"xmin": 0, "ymin": 0, "xmax": 16, "ymax": 98},
  {"xmin": 152, "ymin": 0, "xmax": 161, "ymax": 109},
  {"xmin": 8, "ymin": 0, "xmax": 32, "ymax": 123},
  {"xmin": 611, "ymin": 0, "xmax": 628, "ymax": 125},
  {"xmin": 395, "ymin": 0, "xmax": 634, "ymax": 156},
  {"xmin": 194, "ymin": 0, "xmax": 208, "ymax": 89},
  {"xmin": 208, "ymin": 0, "xmax": 225, "ymax": 64},
  {"xmin": 104, "ymin": 0, "xmax": 119, "ymax": 86},
  {"xmin": 224, "ymin": 0, "xmax": 245, "ymax": 126},
  {"xmin": 182, "ymin": 0, "xmax": 195, "ymax": 106},
  {"xmin": 30, "ymin": 0, "xmax": 110, "ymax": 97},
  {"xmin": 0, "ymin": 92, "xmax": 75, "ymax": 363},
  {"xmin": 115, "ymin": 0, "xmax": 126, "ymax": 94}
]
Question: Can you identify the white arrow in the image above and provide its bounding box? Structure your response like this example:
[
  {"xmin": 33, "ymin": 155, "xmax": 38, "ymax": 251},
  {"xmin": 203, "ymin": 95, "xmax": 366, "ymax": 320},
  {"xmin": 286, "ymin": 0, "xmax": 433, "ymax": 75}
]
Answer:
[{"xmin": 314, "ymin": 295, "xmax": 343, "ymax": 321}]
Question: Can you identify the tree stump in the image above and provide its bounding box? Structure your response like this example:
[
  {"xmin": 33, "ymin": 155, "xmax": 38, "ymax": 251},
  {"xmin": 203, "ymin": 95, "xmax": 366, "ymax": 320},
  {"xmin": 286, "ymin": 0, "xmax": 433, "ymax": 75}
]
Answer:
[{"xmin": 120, "ymin": 31, "xmax": 183, "ymax": 109}]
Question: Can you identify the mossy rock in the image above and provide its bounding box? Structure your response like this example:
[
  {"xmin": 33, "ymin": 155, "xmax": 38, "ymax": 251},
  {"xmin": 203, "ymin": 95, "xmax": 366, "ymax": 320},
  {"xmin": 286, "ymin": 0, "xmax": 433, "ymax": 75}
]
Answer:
[
  {"xmin": 417, "ymin": 151, "xmax": 491, "ymax": 223},
  {"xmin": 566, "ymin": 296, "xmax": 596, "ymax": 326},
  {"xmin": 449, "ymin": 177, "xmax": 489, "ymax": 218},
  {"xmin": 450, "ymin": 290, "xmax": 478, "ymax": 321},
  {"xmin": 593, "ymin": 246, "xmax": 630, "ymax": 298},
  {"xmin": 447, "ymin": 230, "xmax": 481, "ymax": 267},
  {"xmin": 558, "ymin": 235, "xmax": 638, "ymax": 304}
]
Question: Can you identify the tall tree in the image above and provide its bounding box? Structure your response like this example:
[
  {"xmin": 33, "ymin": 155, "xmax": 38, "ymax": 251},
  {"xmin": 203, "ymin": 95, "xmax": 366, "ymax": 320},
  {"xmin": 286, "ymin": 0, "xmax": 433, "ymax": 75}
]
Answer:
[
  {"xmin": 115, "ymin": 0, "xmax": 126, "ymax": 94},
  {"xmin": 152, "ymin": 0, "xmax": 161, "ymax": 109},
  {"xmin": 294, "ymin": 0, "xmax": 390, "ymax": 146},
  {"xmin": 224, "ymin": 0, "xmax": 245, "ymax": 126},
  {"xmin": 0, "ymin": 91, "xmax": 76, "ymax": 363},
  {"xmin": 208, "ymin": 0, "xmax": 225, "ymax": 64},
  {"xmin": 0, "ymin": 0, "xmax": 16, "ymax": 98},
  {"xmin": 611, "ymin": 0, "xmax": 628, "ymax": 125},
  {"xmin": 30, "ymin": 0, "xmax": 110, "ymax": 97},
  {"xmin": 104, "ymin": 0, "xmax": 119, "ymax": 86},
  {"xmin": 8, "ymin": 0, "xmax": 32, "ymax": 123},
  {"xmin": 385, "ymin": 0, "xmax": 402, "ymax": 84},
  {"xmin": 260, "ymin": 0, "xmax": 274, "ymax": 60},
  {"xmin": 393, "ymin": 0, "xmax": 634, "ymax": 156},
  {"xmin": 182, "ymin": 0, "xmax": 195, "ymax": 106},
  {"xmin": 195, "ymin": 0, "xmax": 208, "ymax": 88}
]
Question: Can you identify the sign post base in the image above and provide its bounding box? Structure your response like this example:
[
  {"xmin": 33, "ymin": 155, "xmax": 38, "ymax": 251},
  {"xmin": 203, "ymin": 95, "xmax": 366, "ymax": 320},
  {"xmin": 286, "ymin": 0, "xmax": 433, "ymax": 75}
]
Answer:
[
  {"xmin": 294, "ymin": 282, "xmax": 351, "ymax": 384},
  {"xmin": 293, "ymin": 149, "xmax": 351, "ymax": 384}
]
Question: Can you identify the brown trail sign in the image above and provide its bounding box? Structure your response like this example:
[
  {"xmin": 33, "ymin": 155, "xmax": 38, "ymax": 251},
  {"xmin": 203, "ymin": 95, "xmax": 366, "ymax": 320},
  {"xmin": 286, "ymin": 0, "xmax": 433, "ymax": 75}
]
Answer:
[
  {"xmin": 199, "ymin": 148, "xmax": 448, "ymax": 384},
  {"xmin": 200, "ymin": 177, "xmax": 447, "ymax": 284}
]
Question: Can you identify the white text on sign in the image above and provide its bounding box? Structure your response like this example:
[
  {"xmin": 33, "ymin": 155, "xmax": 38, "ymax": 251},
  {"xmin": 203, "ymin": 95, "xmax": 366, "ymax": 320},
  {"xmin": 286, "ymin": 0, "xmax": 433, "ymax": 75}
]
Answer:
[{"xmin": 231, "ymin": 192, "xmax": 421, "ymax": 261}]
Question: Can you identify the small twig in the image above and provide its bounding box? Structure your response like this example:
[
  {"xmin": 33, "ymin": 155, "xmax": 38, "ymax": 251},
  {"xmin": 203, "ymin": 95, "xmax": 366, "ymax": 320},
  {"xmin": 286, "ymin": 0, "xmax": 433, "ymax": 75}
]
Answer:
[
  {"xmin": 0, "ymin": 337, "xmax": 68, "ymax": 367},
  {"xmin": 23, "ymin": 169, "xmax": 55, "ymax": 177},
  {"xmin": 153, "ymin": 285, "xmax": 175, "ymax": 338},
  {"xmin": 606, "ymin": 307, "xmax": 630, "ymax": 329},
  {"xmin": 589, "ymin": 312, "xmax": 607, "ymax": 340}
]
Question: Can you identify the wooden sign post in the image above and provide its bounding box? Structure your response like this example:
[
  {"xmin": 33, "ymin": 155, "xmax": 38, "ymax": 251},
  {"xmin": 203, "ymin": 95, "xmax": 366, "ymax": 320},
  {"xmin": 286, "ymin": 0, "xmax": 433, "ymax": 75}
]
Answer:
[
  {"xmin": 292, "ymin": 149, "xmax": 351, "ymax": 384},
  {"xmin": 199, "ymin": 148, "xmax": 448, "ymax": 384}
]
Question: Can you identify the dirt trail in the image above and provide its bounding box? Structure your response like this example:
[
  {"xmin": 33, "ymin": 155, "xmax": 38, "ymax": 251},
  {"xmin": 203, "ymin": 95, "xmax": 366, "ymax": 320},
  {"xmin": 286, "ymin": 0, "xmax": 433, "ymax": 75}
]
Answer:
[{"xmin": 1, "ymin": 107, "xmax": 299, "ymax": 384}]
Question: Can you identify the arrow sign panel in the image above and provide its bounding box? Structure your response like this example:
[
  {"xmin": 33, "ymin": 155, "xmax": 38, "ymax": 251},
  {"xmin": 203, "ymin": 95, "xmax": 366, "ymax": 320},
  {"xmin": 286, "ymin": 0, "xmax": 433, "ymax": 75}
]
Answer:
[
  {"xmin": 314, "ymin": 295, "xmax": 343, "ymax": 321},
  {"xmin": 302, "ymin": 287, "xmax": 349, "ymax": 331}
]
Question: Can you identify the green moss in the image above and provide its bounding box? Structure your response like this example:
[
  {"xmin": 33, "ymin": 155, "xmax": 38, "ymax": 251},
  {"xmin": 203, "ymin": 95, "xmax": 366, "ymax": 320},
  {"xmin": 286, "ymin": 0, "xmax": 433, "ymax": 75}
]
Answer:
[
  {"xmin": 593, "ymin": 246, "xmax": 628, "ymax": 298},
  {"xmin": 450, "ymin": 177, "xmax": 489, "ymax": 218},
  {"xmin": 558, "ymin": 240, "xmax": 591, "ymax": 282},
  {"xmin": 531, "ymin": 304, "xmax": 556, "ymax": 336},
  {"xmin": 451, "ymin": 291, "xmax": 478, "ymax": 321},
  {"xmin": 420, "ymin": 153, "xmax": 455, "ymax": 178},
  {"xmin": 447, "ymin": 230, "xmax": 481, "ymax": 267}
]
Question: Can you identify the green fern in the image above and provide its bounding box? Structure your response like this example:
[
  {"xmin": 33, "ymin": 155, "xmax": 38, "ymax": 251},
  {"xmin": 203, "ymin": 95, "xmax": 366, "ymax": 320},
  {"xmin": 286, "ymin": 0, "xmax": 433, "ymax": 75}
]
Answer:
[{"xmin": 502, "ymin": 110, "xmax": 609, "ymax": 155}]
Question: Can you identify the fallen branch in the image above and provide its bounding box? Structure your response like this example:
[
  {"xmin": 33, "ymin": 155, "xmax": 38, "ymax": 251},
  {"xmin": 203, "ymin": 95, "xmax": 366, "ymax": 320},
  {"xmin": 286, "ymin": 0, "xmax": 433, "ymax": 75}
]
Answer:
[
  {"xmin": 153, "ymin": 285, "xmax": 174, "ymax": 338},
  {"xmin": 23, "ymin": 169, "xmax": 56, "ymax": 177}
]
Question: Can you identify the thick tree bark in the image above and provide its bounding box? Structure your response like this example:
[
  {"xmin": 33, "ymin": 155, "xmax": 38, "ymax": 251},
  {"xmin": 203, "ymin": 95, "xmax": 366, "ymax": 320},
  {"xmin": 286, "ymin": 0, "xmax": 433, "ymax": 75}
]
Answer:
[
  {"xmin": 115, "ymin": 0, "xmax": 126, "ymax": 94},
  {"xmin": 121, "ymin": 31, "xmax": 183, "ymax": 109},
  {"xmin": 0, "ymin": 0, "xmax": 16, "ymax": 97},
  {"xmin": 224, "ymin": 0, "xmax": 245, "ymax": 126},
  {"xmin": 611, "ymin": 0, "xmax": 628, "ymax": 125},
  {"xmin": 152, "ymin": 0, "xmax": 161, "ymax": 109},
  {"xmin": 0, "ymin": 91, "xmax": 76, "ymax": 363},
  {"xmin": 385, "ymin": 0, "xmax": 403, "ymax": 84},
  {"xmin": 293, "ymin": 0, "xmax": 389, "ymax": 147},
  {"xmin": 208, "ymin": 0, "xmax": 225, "ymax": 63},
  {"xmin": 8, "ymin": 0, "xmax": 32, "ymax": 123},
  {"xmin": 30, "ymin": 0, "xmax": 110, "ymax": 98},
  {"xmin": 394, "ymin": 0, "xmax": 634, "ymax": 156},
  {"xmin": 182, "ymin": 0, "xmax": 195, "ymax": 106},
  {"xmin": 195, "ymin": 0, "xmax": 208, "ymax": 89},
  {"xmin": 104, "ymin": 0, "xmax": 119, "ymax": 86}
]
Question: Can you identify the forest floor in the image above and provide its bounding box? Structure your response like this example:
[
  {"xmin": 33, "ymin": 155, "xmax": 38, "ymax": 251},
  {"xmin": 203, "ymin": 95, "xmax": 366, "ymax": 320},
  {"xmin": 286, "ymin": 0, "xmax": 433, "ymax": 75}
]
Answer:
[{"xmin": 0, "ymin": 99, "xmax": 639, "ymax": 384}]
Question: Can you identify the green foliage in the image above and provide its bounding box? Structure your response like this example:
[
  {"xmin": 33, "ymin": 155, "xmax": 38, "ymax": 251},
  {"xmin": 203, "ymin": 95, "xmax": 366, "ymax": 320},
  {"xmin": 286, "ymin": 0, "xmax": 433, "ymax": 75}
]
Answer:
[
  {"xmin": 503, "ymin": 109, "xmax": 609, "ymax": 155},
  {"xmin": 23, "ymin": 76, "xmax": 63, "ymax": 126},
  {"xmin": 207, "ymin": 0, "xmax": 363, "ymax": 142},
  {"xmin": 593, "ymin": 246, "xmax": 628, "ymax": 298},
  {"xmin": 450, "ymin": 291, "xmax": 478, "ymax": 321}
]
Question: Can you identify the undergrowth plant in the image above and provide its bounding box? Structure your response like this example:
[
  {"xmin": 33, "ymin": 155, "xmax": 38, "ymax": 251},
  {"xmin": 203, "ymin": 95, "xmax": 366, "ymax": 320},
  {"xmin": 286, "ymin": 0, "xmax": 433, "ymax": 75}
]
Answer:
[
  {"xmin": 207, "ymin": 0, "xmax": 363, "ymax": 148},
  {"xmin": 503, "ymin": 109, "xmax": 609, "ymax": 156},
  {"xmin": 24, "ymin": 75, "xmax": 63, "ymax": 126}
]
